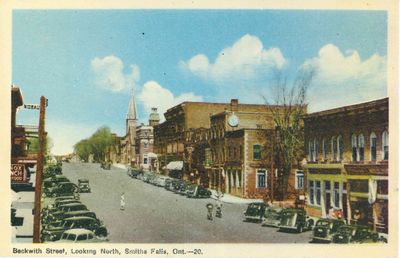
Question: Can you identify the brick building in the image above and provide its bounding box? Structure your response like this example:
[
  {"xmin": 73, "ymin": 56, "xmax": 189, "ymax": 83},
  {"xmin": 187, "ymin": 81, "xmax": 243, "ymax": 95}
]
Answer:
[{"xmin": 303, "ymin": 98, "xmax": 388, "ymax": 233}]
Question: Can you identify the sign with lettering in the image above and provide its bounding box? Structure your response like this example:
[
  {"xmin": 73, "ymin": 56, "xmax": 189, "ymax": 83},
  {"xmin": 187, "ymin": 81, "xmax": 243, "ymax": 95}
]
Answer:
[
  {"xmin": 11, "ymin": 164, "xmax": 26, "ymax": 182},
  {"xmin": 24, "ymin": 104, "xmax": 40, "ymax": 110}
]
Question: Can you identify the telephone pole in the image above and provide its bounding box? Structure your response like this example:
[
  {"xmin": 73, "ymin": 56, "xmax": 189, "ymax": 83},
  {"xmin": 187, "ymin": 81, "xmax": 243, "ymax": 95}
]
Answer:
[{"xmin": 33, "ymin": 96, "xmax": 46, "ymax": 243}]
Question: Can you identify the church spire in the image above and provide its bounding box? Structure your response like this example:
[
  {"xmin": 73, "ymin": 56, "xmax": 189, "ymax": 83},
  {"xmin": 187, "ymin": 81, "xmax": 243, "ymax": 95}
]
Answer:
[{"xmin": 127, "ymin": 88, "xmax": 138, "ymax": 120}]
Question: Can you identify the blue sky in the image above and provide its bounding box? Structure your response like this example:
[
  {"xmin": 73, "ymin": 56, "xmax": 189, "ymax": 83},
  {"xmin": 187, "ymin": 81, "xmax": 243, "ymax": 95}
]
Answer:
[{"xmin": 12, "ymin": 10, "xmax": 387, "ymax": 155}]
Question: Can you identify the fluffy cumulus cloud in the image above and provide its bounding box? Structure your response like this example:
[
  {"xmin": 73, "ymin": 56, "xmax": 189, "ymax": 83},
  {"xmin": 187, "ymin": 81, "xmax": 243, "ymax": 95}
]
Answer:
[
  {"xmin": 91, "ymin": 55, "xmax": 140, "ymax": 92},
  {"xmin": 138, "ymin": 81, "xmax": 203, "ymax": 121},
  {"xmin": 303, "ymin": 44, "xmax": 387, "ymax": 112},
  {"xmin": 181, "ymin": 34, "xmax": 286, "ymax": 84}
]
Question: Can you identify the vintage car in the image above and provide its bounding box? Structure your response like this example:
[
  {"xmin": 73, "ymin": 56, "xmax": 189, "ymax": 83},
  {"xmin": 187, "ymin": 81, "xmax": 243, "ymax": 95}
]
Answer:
[
  {"xmin": 262, "ymin": 207, "xmax": 283, "ymax": 227},
  {"xmin": 312, "ymin": 218, "xmax": 346, "ymax": 243},
  {"xmin": 243, "ymin": 202, "xmax": 268, "ymax": 222},
  {"xmin": 165, "ymin": 179, "xmax": 179, "ymax": 191},
  {"xmin": 187, "ymin": 185, "xmax": 212, "ymax": 198},
  {"xmin": 43, "ymin": 182, "xmax": 79, "ymax": 198},
  {"xmin": 41, "ymin": 216, "xmax": 107, "ymax": 242},
  {"xmin": 127, "ymin": 167, "xmax": 142, "ymax": 178},
  {"xmin": 154, "ymin": 176, "xmax": 169, "ymax": 187},
  {"xmin": 55, "ymin": 229, "xmax": 108, "ymax": 243},
  {"xmin": 58, "ymin": 203, "xmax": 88, "ymax": 213},
  {"xmin": 279, "ymin": 208, "xmax": 314, "ymax": 233},
  {"xmin": 173, "ymin": 180, "xmax": 186, "ymax": 194},
  {"xmin": 78, "ymin": 179, "xmax": 91, "ymax": 193},
  {"xmin": 43, "ymin": 175, "xmax": 70, "ymax": 189},
  {"xmin": 100, "ymin": 161, "xmax": 111, "ymax": 170},
  {"xmin": 332, "ymin": 225, "xmax": 384, "ymax": 243},
  {"xmin": 62, "ymin": 210, "xmax": 99, "ymax": 221}
]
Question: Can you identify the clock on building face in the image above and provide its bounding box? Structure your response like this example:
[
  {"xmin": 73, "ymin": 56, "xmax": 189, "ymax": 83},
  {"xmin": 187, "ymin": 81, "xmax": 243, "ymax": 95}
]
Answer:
[{"xmin": 228, "ymin": 114, "xmax": 239, "ymax": 127}]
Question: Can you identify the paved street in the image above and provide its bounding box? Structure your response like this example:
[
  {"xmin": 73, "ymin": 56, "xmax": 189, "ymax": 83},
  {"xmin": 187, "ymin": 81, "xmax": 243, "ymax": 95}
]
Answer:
[{"xmin": 62, "ymin": 162, "xmax": 312, "ymax": 243}]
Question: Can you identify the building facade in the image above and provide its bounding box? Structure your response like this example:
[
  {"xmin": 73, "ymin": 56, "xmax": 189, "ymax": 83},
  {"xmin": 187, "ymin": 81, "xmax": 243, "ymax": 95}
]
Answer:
[
  {"xmin": 303, "ymin": 98, "xmax": 388, "ymax": 233},
  {"xmin": 120, "ymin": 89, "xmax": 138, "ymax": 166}
]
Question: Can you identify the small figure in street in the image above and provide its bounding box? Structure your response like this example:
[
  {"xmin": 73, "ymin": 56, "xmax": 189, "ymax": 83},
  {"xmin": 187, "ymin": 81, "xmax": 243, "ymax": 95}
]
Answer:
[
  {"xmin": 206, "ymin": 203, "xmax": 214, "ymax": 221},
  {"xmin": 353, "ymin": 209, "xmax": 361, "ymax": 224},
  {"xmin": 215, "ymin": 203, "xmax": 223, "ymax": 218},
  {"xmin": 120, "ymin": 192, "xmax": 126, "ymax": 211}
]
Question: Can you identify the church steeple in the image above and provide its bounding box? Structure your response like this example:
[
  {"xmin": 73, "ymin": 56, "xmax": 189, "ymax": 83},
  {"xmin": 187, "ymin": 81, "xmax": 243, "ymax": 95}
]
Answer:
[{"xmin": 127, "ymin": 88, "xmax": 138, "ymax": 121}]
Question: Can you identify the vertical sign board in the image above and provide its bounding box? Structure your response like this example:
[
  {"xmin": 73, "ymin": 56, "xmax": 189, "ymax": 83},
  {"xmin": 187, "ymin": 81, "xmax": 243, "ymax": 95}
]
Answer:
[{"xmin": 11, "ymin": 164, "xmax": 26, "ymax": 182}]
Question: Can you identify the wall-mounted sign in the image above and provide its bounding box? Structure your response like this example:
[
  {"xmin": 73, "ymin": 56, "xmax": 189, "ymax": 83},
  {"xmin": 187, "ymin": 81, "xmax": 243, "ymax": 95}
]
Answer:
[
  {"xmin": 11, "ymin": 164, "xmax": 26, "ymax": 182},
  {"xmin": 23, "ymin": 104, "xmax": 40, "ymax": 110}
]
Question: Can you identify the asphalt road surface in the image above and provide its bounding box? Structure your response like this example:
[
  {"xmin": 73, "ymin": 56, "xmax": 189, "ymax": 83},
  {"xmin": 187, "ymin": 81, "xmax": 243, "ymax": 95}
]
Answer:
[{"xmin": 62, "ymin": 162, "xmax": 312, "ymax": 243}]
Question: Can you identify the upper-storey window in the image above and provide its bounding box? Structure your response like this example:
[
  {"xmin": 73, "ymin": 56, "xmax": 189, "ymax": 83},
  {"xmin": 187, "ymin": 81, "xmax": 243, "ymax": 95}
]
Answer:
[
  {"xmin": 314, "ymin": 138, "xmax": 319, "ymax": 162},
  {"xmin": 308, "ymin": 141, "xmax": 314, "ymax": 161},
  {"xmin": 358, "ymin": 134, "xmax": 365, "ymax": 161},
  {"xmin": 352, "ymin": 134, "xmax": 357, "ymax": 161},
  {"xmin": 322, "ymin": 138, "xmax": 327, "ymax": 161},
  {"xmin": 331, "ymin": 137, "xmax": 337, "ymax": 161},
  {"xmin": 382, "ymin": 130, "xmax": 388, "ymax": 160},
  {"xmin": 370, "ymin": 132, "xmax": 377, "ymax": 161},
  {"xmin": 337, "ymin": 135, "xmax": 344, "ymax": 161},
  {"xmin": 253, "ymin": 144, "xmax": 262, "ymax": 160}
]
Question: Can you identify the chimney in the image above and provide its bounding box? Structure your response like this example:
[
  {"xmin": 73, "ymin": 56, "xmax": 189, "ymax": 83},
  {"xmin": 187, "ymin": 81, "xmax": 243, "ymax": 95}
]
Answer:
[{"xmin": 231, "ymin": 99, "xmax": 239, "ymax": 112}]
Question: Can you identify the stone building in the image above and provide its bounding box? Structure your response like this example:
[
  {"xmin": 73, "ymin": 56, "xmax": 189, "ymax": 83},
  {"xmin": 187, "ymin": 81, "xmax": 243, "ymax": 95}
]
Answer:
[
  {"xmin": 120, "ymin": 89, "xmax": 138, "ymax": 166},
  {"xmin": 303, "ymin": 97, "xmax": 388, "ymax": 233}
]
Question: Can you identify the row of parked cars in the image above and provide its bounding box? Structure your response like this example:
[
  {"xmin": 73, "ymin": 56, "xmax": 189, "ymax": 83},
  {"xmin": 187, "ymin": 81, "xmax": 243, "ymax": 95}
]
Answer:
[
  {"xmin": 243, "ymin": 202, "xmax": 387, "ymax": 243},
  {"xmin": 40, "ymin": 164, "xmax": 107, "ymax": 243},
  {"xmin": 127, "ymin": 168, "xmax": 212, "ymax": 198}
]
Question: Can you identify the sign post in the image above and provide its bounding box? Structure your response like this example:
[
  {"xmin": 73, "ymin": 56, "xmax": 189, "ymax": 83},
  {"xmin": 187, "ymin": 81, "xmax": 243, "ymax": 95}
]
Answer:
[{"xmin": 33, "ymin": 96, "xmax": 46, "ymax": 243}]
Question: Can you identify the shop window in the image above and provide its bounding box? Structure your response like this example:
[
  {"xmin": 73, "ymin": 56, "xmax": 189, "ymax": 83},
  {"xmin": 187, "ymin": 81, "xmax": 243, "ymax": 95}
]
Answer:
[
  {"xmin": 382, "ymin": 130, "xmax": 388, "ymax": 160},
  {"xmin": 352, "ymin": 134, "xmax": 358, "ymax": 161},
  {"xmin": 331, "ymin": 137, "xmax": 337, "ymax": 161},
  {"xmin": 334, "ymin": 182, "xmax": 340, "ymax": 208},
  {"xmin": 358, "ymin": 134, "xmax": 365, "ymax": 161},
  {"xmin": 370, "ymin": 132, "xmax": 377, "ymax": 161},
  {"xmin": 232, "ymin": 170, "xmax": 237, "ymax": 188},
  {"xmin": 337, "ymin": 136, "xmax": 344, "ymax": 161},
  {"xmin": 309, "ymin": 180, "xmax": 315, "ymax": 205},
  {"xmin": 238, "ymin": 170, "xmax": 242, "ymax": 188},
  {"xmin": 349, "ymin": 179, "xmax": 369, "ymax": 193},
  {"xmin": 377, "ymin": 180, "xmax": 388, "ymax": 195},
  {"xmin": 253, "ymin": 144, "xmax": 262, "ymax": 160},
  {"xmin": 295, "ymin": 170, "xmax": 304, "ymax": 189},
  {"xmin": 256, "ymin": 169, "xmax": 266, "ymax": 188},
  {"xmin": 315, "ymin": 181, "xmax": 321, "ymax": 205}
]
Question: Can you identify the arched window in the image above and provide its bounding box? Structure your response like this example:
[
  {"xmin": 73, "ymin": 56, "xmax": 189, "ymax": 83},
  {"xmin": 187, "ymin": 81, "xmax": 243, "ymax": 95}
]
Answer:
[
  {"xmin": 370, "ymin": 132, "xmax": 377, "ymax": 161},
  {"xmin": 351, "ymin": 134, "xmax": 358, "ymax": 161},
  {"xmin": 358, "ymin": 134, "xmax": 365, "ymax": 161},
  {"xmin": 331, "ymin": 137, "xmax": 337, "ymax": 161},
  {"xmin": 337, "ymin": 135, "xmax": 344, "ymax": 161},
  {"xmin": 382, "ymin": 130, "xmax": 388, "ymax": 160}
]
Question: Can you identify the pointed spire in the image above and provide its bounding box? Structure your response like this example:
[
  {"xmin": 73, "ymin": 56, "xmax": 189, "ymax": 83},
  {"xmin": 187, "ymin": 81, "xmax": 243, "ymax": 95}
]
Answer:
[{"xmin": 127, "ymin": 88, "xmax": 138, "ymax": 120}]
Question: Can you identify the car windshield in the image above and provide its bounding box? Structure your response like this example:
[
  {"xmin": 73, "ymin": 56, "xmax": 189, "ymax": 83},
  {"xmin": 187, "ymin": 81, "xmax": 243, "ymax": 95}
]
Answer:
[
  {"xmin": 316, "ymin": 220, "xmax": 331, "ymax": 226},
  {"xmin": 338, "ymin": 226, "xmax": 354, "ymax": 234},
  {"xmin": 248, "ymin": 203, "xmax": 262, "ymax": 209}
]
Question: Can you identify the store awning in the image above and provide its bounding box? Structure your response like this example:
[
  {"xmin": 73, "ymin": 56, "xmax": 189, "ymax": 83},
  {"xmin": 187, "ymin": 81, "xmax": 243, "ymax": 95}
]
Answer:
[{"xmin": 165, "ymin": 161, "xmax": 183, "ymax": 170}]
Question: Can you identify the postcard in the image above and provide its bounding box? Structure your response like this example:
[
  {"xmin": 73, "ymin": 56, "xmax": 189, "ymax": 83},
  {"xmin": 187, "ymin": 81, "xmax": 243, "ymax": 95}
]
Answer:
[{"xmin": 1, "ymin": 0, "xmax": 398, "ymax": 257}]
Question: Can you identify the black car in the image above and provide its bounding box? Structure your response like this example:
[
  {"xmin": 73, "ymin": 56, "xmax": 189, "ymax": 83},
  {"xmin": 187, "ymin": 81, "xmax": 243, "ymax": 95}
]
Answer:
[
  {"xmin": 44, "ymin": 182, "xmax": 78, "ymax": 197},
  {"xmin": 312, "ymin": 218, "xmax": 346, "ymax": 242},
  {"xmin": 332, "ymin": 225, "xmax": 383, "ymax": 243},
  {"xmin": 187, "ymin": 185, "xmax": 212, "ymax": 198},
  {"xmin": 243, "ymin": 202, "xmax": 268, "ymax": 222},
  {"xmin": 279, "ymin": 208, "xmax": 314, "ymax": 233},
  {"xmin": 78, "ymin": 179, "xmax": 91, "ymax": 193}
]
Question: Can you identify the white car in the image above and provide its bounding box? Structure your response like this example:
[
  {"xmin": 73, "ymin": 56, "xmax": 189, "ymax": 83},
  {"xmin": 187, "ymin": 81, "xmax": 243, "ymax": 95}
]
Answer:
[
  {"xmin": 55, "ymin": 229, "xmax": 108, "ymax": 243},
  {"xmin": 155, "ymin": 176, "xmax": 169, "ymax": 187}
]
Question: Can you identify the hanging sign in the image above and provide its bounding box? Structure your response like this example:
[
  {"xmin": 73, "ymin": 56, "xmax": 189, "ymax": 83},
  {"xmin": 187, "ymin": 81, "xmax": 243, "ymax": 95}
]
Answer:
[{"xmin": 11, "ymin": 164, "xmax": 27, "ymax": 182}]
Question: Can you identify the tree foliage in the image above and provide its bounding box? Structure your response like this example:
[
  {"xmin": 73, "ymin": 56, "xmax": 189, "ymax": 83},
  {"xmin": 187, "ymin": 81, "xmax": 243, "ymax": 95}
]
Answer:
[
  {"xmin": 73, "ymin": 126, "xmax": 117, "ymax": 162},
  {"xmin": 265, "ymin": 67, "xmax": 316, "ymax": 200}
]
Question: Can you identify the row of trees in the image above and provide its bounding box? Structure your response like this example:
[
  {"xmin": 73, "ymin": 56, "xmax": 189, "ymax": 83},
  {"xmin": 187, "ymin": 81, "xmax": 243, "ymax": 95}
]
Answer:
[{"xmin": 74, "ymin": 126, "xmax": 117, "ymax": 162}]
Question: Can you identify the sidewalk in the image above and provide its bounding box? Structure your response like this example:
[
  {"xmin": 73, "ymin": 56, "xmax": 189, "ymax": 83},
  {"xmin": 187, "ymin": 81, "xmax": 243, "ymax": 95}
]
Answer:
[
  {"xmin": 209, "ymin": 190, "xmax": 262, "ymax": 204},
  {"xmin": 112, "ymin": 163, "xmax": 127, "ymax": 170}
]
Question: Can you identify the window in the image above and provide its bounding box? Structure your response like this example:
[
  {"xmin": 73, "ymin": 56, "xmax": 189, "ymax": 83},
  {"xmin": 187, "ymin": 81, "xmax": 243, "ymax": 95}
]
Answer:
[
  {"xmin": 331, "ymin": 137, "xmax": 337, "ymax": 161},
  {"xmin": 309, "ymin": 180, "xmax": 315, "ymax": 205},
  {"xmin": 256, "ymin": 169, "xmax": 266, "ymax": 188},
  {"xmin": 253, "ymin": 144, "xmax": 262, "ymax": 160},
  {"xmin": 349, "ymin": 179, "xmax": 369, "ymax": 193},
  {"xmin": 295, "ymin": 170, "xmax": 304, "ymax": 189},
  {"xmin": 240, "ymin": 145, "xmax": 243, "ymax": 160},
  {"xmin": 77, "ymin": 234, "xmax": 87, "ymax": 241},
  {"xmin": 382, "ymin": 130, "xmax": 388, "ymax": 160},
  {"xmin": 309, "ymin": 141, "xmax": 314, "ymax": 161},
  {"xmin": 238, "ymin": 170, "xmax": 242, "ymax": 188},
  {"xmin": 232, "ymin": 170, "xmax": 237, "ymax": 187},
  {"xmin": 337, "ymin": 136, "xmax": 344, "ymax": 161},
  {"xmin": 233, "ymin": 147, "xmax": 237, "ymax": 159},
  {"xmin": 143, "ymin": 156, "xmax": 148, "ymax": 164},
  {"xmin": 352, "ymin": 134, "xmax": 358, "ymax": 161},
  {"xmin": 143, "ymin": 142, "xmax": 148, "ymax": 149},
  {"xmin": 322, "ymin": 138, "xmax": 327, "ymax": 160},
  {"xmin": 334, "ymin": 182, "xmax": 340, "ymax": 208},
  {"xmin": 358, "ymin": 134, "xmax": 365, "ymax": 161},
  {"xmin": 370, "ymin": 132, "xmax": 377, "ymax": 161},
  {"xmin": 316, "ymin": 181, "xmax": 321, "ymax": 205},
  {"xmin": 314, "ymin": 139, "xmax": 319, "ymax": 161}
]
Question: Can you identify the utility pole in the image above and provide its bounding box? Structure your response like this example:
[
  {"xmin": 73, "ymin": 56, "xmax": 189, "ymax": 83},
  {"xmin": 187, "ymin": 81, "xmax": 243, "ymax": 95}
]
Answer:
[{"xmin": 33, "ymin": 96, "xmax": 46, "ymax": 243}]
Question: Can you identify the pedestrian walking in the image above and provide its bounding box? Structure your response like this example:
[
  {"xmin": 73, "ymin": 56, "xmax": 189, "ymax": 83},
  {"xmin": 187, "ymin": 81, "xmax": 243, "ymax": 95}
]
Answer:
[
  {"xmin": 206, "ymin": 203, "xmax": 213, "ymax": 221},
  {"xmin": 120, "ymin": 192, "xmax": 126, "ymax": 210}
]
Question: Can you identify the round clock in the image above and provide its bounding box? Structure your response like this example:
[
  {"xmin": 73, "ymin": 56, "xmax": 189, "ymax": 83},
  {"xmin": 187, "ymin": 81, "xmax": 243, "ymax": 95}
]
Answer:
[{"xmin": 228, "ymin": 114, "xmax": 239, "ymax": 127}]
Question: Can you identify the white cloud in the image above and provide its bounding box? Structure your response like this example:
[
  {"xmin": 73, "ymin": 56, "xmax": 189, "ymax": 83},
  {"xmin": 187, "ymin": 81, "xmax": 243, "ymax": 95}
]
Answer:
[
  {"xmin": 303, "ymin": 44, "xmax": 387, "ymax": 112},
  {"xmin": 47, "ymin": 120, "xmax": 101, "ymax": 155},
  {"xmin": 181, "ymin": 34, "xmax": 286, "ymax": 84},
  {"xmin": 138, "ymin": 81, "xmax": 203, "ymax": 121},
  {"xmin": 91, "ymin": 55, "xmax": 140, "ymax": 92}
]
